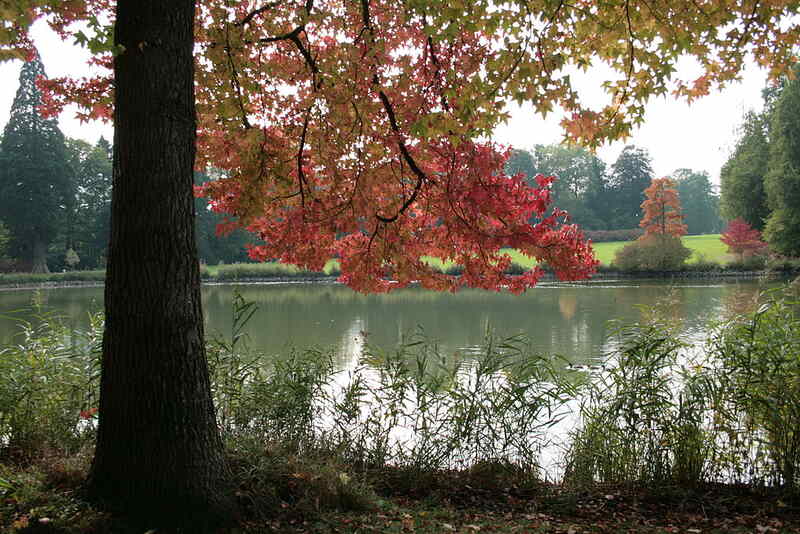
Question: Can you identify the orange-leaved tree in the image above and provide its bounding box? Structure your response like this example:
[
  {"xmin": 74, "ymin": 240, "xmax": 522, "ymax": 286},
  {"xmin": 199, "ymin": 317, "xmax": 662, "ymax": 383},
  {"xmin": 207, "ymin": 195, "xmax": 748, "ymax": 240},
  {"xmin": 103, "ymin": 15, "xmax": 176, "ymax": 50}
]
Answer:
[
  {"xmin": 720, "ymin": 218, "xmax": 769, "ymax": 260},
  {"xmin": 615, "ymin": 177, "xmax": 691, "ymax": 270},
  {"xmin": 3, "ymin": 0, "xmax": 800, "ymax": 527},
  {"xmin": 640, "ymin": 177, "xmax": 688, "ymax": 238}
]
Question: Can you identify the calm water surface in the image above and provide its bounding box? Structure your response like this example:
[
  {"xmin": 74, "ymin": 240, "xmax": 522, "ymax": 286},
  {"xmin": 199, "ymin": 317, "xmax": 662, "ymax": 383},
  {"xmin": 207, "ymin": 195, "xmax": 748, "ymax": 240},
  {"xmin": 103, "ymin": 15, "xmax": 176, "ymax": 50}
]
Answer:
[{"xmin": 0, "ymin": 279, "xmax": 771, "ymax": 366}]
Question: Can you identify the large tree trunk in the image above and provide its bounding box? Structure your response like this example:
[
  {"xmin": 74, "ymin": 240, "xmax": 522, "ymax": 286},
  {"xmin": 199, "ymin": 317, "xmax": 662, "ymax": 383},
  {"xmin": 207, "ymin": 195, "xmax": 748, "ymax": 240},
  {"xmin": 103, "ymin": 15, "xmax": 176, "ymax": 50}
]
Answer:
[
  {"xmin": 88, "ymin": 1, "xmax": 234, "ymax": 527},
  {"xmin": 30, "ymin": 238, "xmax": 49, "ymax": 274}
]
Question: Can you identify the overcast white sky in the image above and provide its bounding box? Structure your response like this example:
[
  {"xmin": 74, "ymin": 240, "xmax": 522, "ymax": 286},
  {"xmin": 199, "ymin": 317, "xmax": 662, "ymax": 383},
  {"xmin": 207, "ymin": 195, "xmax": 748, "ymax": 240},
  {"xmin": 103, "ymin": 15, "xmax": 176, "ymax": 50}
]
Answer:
[{"xmin": 0, "ymin": 21, "xmax": 769, "ymax": 186}]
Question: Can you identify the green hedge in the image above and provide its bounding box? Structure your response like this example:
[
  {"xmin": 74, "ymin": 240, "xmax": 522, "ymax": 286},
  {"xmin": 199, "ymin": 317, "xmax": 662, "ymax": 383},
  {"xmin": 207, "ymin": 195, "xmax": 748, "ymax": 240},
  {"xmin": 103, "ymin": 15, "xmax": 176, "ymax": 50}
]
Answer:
[
  {"xmin": 213, "ymin": 262, "xmax": 337, "ymax": 281},
  {"xmin": 0, "ymin": 270, "xmax": 106, "ymax": 285}
]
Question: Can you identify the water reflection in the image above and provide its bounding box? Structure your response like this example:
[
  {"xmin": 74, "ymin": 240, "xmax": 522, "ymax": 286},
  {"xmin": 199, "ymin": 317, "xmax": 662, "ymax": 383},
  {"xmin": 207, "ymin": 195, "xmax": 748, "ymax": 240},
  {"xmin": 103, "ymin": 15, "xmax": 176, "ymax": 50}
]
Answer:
[{"xmin": 0, "ymin": 279, "xmax": 784, "ymax": 366}]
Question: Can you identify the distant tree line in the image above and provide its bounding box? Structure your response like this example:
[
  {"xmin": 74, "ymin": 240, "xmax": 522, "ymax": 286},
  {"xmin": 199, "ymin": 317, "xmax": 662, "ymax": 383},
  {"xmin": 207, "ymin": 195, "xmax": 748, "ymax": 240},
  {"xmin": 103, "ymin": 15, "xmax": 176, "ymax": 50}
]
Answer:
[
  {"xmin": 720, "ymin": 67, "xmax": 800, "ymax": 257},
  {"xmin": 0, "ymin": 54, "xmax": 254, "ymax": 273},
  {"xmin": 505, "ymin": 144, "xmax": 722, "ymax": 236}
]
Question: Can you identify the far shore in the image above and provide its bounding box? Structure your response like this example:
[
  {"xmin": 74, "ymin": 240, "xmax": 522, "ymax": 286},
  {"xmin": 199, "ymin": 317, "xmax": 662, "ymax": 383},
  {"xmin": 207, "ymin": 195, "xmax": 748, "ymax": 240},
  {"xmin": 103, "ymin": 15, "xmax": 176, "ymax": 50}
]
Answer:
[{"xmin": 0, "ymin": 268, "xmax": 787, "ymax": 292}]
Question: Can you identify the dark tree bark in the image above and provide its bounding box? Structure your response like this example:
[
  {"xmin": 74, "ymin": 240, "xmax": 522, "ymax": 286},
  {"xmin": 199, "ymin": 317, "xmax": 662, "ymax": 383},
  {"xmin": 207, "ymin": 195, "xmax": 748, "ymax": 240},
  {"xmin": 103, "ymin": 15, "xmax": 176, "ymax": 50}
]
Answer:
[
  {"xmin": 31, "ymin": 238, "xmax": 49, "ymax": 274},
  {"xmin": 87, "ymin": 1, "xmax": 234, "ymax": 527}
]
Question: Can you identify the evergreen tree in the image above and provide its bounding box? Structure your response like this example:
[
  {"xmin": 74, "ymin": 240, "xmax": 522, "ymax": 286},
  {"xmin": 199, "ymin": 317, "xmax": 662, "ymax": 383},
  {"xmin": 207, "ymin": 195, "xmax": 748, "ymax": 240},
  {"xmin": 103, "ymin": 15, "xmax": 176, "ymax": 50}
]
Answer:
[
  {"xmin": 0, "ymin": 54, "xmax": 71, "ymax": 273},
  {"xmin": 639, "ymin": 177, "xmax": 687, "ymax": 238},
  {"xmin": 0, "ymin": 220, "xmax": 10, "ymax": 264},
  {"xmin": 674, "ymin": 168, "xmax": 722, "ymax": 235},
  {"xmin": 608, "ymin": 146, "xmax": 653, "ymax": 229},
  {"xmin": 764, "ymin": 69, "xmax": 800, "ymax": 256},
  {"xmin": 719, "ymin": 110, "xmax": 770, "ymax": 230}
]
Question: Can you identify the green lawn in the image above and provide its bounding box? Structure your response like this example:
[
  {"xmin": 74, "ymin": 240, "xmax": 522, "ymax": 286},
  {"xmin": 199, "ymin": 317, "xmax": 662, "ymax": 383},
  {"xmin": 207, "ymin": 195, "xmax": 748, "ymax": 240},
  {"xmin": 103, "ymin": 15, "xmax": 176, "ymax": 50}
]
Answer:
[
  {"xmin": 591, "ymin": 234, "xmax": 729, "ymax": 266},
  {"xmin": 205, "ymin": 235, "xmax": 731, "ymax": 275},
  {"xmin": 499, "ymin": 234, "xmax": 730, "ymax": 268}
]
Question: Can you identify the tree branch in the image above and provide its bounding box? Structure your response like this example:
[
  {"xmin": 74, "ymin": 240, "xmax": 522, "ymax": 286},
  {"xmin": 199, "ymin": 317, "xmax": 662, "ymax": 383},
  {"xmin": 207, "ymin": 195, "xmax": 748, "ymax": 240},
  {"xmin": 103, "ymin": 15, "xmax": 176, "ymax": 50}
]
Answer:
[
  {"xmin": 361, "ymin": 0, "xmax": 427, "ymax": 224},
  {"xmin": 235, "ymin": 2, "xmax": 282, "ymax": 27}
]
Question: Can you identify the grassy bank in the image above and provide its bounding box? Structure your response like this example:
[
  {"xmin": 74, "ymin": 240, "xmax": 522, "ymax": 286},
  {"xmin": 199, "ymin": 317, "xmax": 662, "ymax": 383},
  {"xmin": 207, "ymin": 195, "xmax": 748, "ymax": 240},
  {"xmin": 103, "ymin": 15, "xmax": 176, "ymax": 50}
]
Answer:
[{"xmin": 2, "ymin": 285, "xmax": 800, "ymax": 531}]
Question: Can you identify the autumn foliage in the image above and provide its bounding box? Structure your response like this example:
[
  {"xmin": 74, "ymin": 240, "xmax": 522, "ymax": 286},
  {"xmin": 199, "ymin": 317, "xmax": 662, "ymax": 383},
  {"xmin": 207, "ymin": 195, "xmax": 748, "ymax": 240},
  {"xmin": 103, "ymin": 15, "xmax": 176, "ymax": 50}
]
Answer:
[
  {"xmin": 639, "ymin": 178, "xmax": 688, "ymax": 238},
  {"xmin": 720, "ymin": 218, "xmax": 768, "ymax": 259},
  {"xmin": 614, "ymin": 177, "xmax": 691, "ymax": 271},
  {"xmin": 5, "ymin": 1, "xmax": 800, "ymax": 292}
]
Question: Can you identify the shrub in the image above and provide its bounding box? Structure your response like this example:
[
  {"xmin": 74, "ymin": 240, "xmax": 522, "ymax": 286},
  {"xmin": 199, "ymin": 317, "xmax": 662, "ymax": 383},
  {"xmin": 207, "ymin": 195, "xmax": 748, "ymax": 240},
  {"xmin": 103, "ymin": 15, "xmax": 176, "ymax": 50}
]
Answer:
[
  {"xmin": 214, "ymin": 261, "xmax": 331, "ymax": 280},
  {"xmin": 0, "ymin": 308, "xmax": 101, "ymax": 455},
  {"xmin": 720, "ymin": 218, "xmax": 768, "ymax": 260},
  {"xmin": 726, "ymin": 254, "xmax": 767, "ymax": 271},
  {"xmin": 64, "ymin": 248, "xmax": 80, "ymax": 270},
  {"xmin": 683, "ymin": 252, "xmax": 722, "ymax": 272},
  {"xmin": 766, "ymin": 256, "xmax": 800, "ymax": 274},
  {"xmin": 0, "ymin": 270, "xmax": 106, "ymax": 286},
  {"xmin": 612, "ymin": 235, "xmax": 692, "ymax": 271}
]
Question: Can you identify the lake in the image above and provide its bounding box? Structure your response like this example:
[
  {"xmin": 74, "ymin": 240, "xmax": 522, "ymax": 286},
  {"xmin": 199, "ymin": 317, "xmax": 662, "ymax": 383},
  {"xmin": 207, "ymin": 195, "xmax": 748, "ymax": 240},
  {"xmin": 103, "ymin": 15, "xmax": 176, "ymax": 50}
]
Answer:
[{"xmin": 0, "ymin": 278, "xmax": 772, "ymax": 367}]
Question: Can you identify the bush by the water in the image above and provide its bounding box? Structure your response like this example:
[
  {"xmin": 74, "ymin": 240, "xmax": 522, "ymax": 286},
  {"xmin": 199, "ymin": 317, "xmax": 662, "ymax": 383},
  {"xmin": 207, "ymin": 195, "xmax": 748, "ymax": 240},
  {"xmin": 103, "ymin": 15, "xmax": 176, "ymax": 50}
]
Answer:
[
  {"xmin": 767, "ymin": 256, "xmax": 800, "ymax": 274},
  {"xmin": 612, "ymin": 235, "xmax": 693, "ymax": 271},
  {"xmin": 0, "ymin": 302, "xmax": 101, "ymax": 455},
  {"xmin": 214, "ymin": 261, "xmax": 338, "ymax": 280}
]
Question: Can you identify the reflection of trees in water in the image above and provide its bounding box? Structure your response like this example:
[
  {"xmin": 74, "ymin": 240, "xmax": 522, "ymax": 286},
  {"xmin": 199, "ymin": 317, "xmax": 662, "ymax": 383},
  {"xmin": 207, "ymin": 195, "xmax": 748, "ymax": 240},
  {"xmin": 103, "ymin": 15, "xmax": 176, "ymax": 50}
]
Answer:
[
  {"xmin": 0, "ymin": 287, "xmax": 104, "ymax": 343},
  {"xmin": 720, "ymin": 283, "xmax": 763, "ymax": 318},
  {"xmin": 638, "ymin": 287, "xmax": 684, "ymax": 328},
  {"xmin": 0, "ymin": 281, "xmax": 770, "ymax": 367},
  {"xmin": 558, "ymin": 293, "xmax": 577, "ymax": 320}
]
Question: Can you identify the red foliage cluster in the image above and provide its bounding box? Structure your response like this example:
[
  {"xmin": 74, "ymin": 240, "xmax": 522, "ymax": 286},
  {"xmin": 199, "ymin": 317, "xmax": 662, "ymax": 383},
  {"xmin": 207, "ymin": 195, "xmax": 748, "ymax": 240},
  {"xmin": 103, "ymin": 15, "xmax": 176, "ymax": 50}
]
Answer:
[{"xmin": 720, "ymin": 218, "xmax": 768, "ymax": 259}]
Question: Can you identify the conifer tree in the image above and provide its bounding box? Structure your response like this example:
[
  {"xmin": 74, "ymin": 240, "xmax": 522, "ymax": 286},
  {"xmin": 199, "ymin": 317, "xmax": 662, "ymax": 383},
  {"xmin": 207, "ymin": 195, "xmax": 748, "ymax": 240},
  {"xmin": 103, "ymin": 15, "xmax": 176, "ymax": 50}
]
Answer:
[
  {"xmin": 640, "ymin": 177, "xmax": 688, "ymax": 238},
  {"xmin": 0, "ymin": 54, "xmax": 71, "ymax": 273}
]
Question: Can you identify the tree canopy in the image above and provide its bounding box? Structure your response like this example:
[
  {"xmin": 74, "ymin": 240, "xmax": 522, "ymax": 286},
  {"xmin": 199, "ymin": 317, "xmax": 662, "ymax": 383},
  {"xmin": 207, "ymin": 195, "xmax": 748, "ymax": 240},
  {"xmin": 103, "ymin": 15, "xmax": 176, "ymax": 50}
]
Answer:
[
  {"xmin": 64, "ymin": 136, "xmax": 112, "ymax": 269},
  {"xmin": 721, "ymin": 67, "xmax": 800, "ymax": 255},
  {"xmin": 764, "ymin": 68, "xmax": 800, "ymax": 256},
  {"xmin": 673, "ymin": 168, "xmax": 721, "ymax": 235},
  {"xmin": 608, "ymin": 145, "xmax": 653, "ymax": 229},
  {"xmin": 4, "ymin": 1, "xmax": 800, "ymax": 289},
  {"xmin": 720, "ymin": 110, "xmax": 770, "ymax": 230}
]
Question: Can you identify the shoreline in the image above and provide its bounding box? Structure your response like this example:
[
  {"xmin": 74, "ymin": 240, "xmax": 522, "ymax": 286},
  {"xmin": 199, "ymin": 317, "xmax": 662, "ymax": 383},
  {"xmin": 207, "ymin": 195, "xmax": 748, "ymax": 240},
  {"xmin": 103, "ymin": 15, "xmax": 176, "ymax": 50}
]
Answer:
[{"xmin": 0, "ymin": 269, "xmax": 791, "ymax": 292}]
